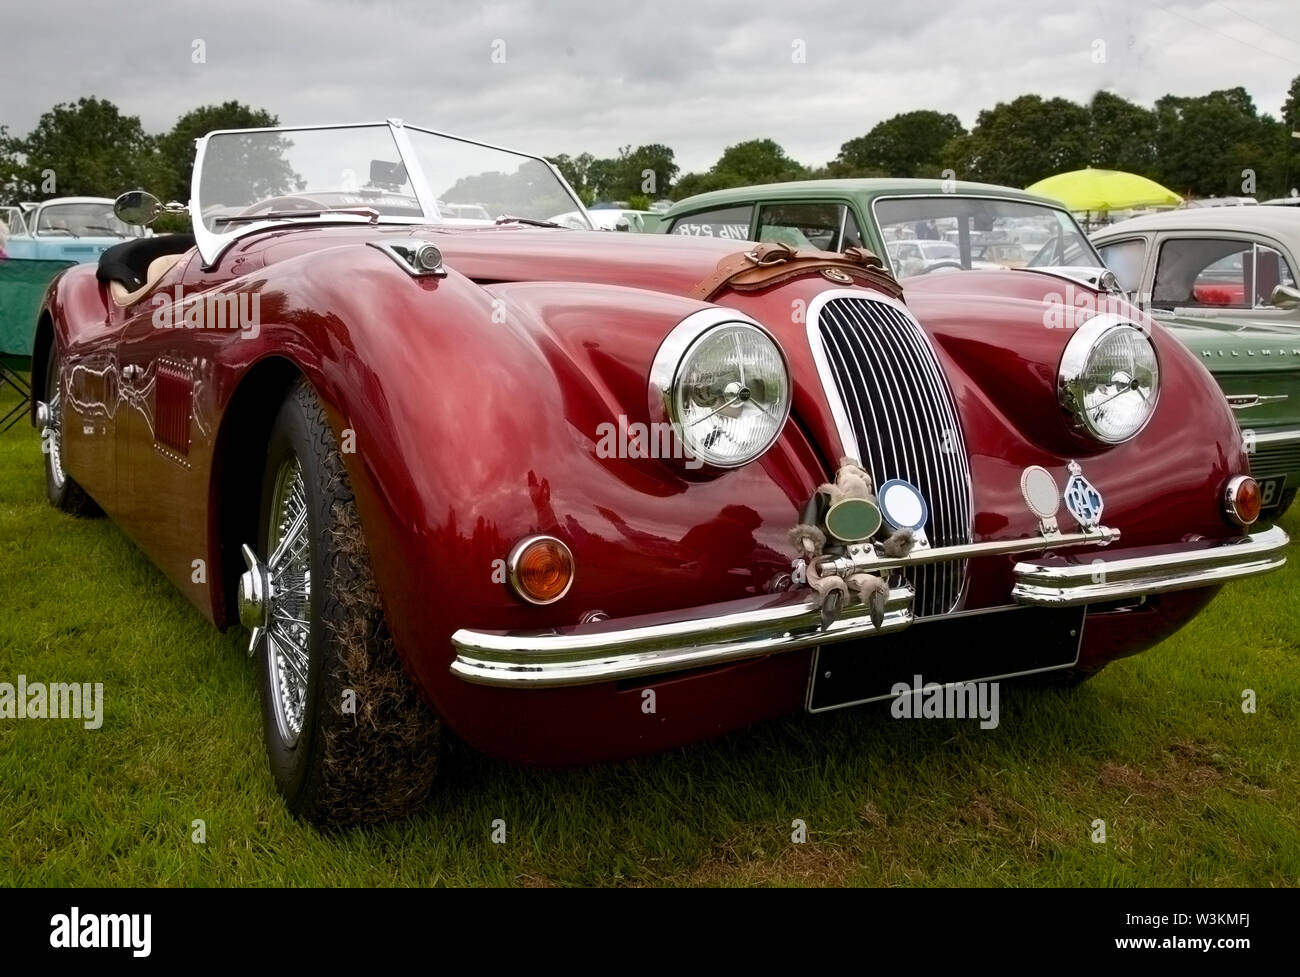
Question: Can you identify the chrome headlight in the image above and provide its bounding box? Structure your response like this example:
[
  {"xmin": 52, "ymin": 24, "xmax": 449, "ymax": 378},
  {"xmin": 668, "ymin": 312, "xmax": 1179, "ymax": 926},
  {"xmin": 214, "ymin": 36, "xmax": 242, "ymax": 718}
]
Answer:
[
  {"xmin": 1059, "ymin": 314, "xmax": 1159, "ymax": 443},
  {"xmin": 649, "ymin": 309, "xmax": 791, "ymax": 468}
]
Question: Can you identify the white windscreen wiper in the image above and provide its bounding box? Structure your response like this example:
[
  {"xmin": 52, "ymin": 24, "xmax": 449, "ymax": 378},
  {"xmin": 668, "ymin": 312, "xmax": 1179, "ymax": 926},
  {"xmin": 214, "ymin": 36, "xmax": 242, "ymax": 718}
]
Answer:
[
  {"xmin": 214, "ymin": 207, "xmax": 380, "ymax": 226},
  {"xmin": 494, "ymin": 215, "xmax": 563, "ymax": 228}
]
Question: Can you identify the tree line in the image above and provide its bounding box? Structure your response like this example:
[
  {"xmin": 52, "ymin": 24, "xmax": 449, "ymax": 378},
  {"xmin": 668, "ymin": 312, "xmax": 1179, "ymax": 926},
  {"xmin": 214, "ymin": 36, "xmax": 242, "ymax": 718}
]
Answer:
[
  {"xmin": 1, "ymin": 99, "xmax": 278, "ymax": 205},
  {"xmin": 3, "ymin": 77, "xmax": 1299, "ymax": 210},
  {"xmin": 545, "ymin": 79, "xmax": 1300, "ymax": 205}
]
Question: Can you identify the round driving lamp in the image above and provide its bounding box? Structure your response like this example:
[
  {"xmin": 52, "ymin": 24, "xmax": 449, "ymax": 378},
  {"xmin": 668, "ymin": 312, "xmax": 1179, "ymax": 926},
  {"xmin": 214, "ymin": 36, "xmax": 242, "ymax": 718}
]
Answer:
[
  {"xmin": 1059, "ymin": 314, "xmax": 1159, "ymax": 443},
  {"xmin": 507, "ymin": 535, "xmax": 575, "ymax": 604},
  {"xmin": 1223, "ymin": 475, "xmax": 1261, "ymax": 528}
]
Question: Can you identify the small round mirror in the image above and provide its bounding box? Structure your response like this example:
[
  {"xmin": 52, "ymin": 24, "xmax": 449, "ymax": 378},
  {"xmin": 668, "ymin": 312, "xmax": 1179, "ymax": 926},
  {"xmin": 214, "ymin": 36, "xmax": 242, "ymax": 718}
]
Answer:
[
  {"xmin": 114, "ymin": 190, "xmax": 161, "ymax": 226},
  {"xmin": 1020, "ymin": 466, "xmax": 1061, "ymax": 519}
]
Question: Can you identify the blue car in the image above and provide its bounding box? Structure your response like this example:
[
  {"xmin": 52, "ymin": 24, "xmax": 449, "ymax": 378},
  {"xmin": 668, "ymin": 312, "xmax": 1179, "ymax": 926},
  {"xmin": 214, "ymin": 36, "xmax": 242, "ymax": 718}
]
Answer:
[
  {"xmin": 2, "ymin": 196, "xmax": 144, "ymax": 262},
  {"xmin": 1, "ymin": 198, "xmax": 145, "ymax": 359}
]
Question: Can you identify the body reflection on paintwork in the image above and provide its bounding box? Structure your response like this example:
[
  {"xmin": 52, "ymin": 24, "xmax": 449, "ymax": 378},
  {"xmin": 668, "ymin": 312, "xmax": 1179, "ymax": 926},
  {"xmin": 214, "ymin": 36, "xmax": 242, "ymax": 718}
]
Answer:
[{"xmin": 30, "ymin": 137, "xmax": 1283, "ymax": 767}]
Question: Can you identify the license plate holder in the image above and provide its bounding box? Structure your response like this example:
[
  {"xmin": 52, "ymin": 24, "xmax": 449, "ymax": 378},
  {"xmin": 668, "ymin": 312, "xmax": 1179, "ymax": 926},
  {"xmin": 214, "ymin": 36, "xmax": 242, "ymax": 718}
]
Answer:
[
  {"xmin": 806, "ymin": 605, "xmax": 1086, "ymax": 713},
  {"xmin": 1256, "ymin": 474, "xmax": 1288, "ymax": 511}
]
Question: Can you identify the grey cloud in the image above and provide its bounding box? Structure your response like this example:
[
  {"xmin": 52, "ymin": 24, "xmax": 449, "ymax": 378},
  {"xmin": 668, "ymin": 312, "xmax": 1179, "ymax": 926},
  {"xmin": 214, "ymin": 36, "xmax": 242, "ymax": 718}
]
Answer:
[{"xmin": 2, "ymin": 0, "xmax": 1296, "ymax": 173}]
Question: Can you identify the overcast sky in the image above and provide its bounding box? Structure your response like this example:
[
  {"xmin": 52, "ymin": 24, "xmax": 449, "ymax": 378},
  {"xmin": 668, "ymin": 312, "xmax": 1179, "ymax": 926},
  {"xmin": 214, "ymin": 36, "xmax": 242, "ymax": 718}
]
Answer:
[{"xmin": 5, "ymin": 0, "xmax": 1299, "ymax": 172}]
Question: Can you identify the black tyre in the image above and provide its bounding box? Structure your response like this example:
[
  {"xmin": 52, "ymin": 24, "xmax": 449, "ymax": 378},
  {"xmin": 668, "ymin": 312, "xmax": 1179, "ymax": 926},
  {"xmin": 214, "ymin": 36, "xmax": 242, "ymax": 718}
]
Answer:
[
  {"xmin": 41, "ymin": 346, "xmax": 99, "ymax": 516},
  {"xmin": 250, "ymin": 379, "xmax": 441, "ymax": 823}
]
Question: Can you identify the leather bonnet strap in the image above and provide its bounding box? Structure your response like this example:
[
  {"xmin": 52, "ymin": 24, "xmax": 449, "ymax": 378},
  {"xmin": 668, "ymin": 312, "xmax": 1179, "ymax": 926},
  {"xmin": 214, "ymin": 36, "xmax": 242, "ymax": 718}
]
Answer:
[{"xmin": 687, "ymin": 243, "xmax": 904, "ymax": 303}]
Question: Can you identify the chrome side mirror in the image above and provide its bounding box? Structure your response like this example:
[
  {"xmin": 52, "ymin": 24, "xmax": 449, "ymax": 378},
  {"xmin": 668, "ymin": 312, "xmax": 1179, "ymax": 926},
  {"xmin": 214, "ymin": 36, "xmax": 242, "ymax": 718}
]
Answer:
[
  {"xmin": 1269, "ymin": 284, "xmax": 1300, "ymax": 309},
  {"xmin": 113, "ymin": 191, "xmax": 189, "ymax": 226},
  {"xmin": 114, "ymin": 190, "xmax": 162, "ymax": 226}
]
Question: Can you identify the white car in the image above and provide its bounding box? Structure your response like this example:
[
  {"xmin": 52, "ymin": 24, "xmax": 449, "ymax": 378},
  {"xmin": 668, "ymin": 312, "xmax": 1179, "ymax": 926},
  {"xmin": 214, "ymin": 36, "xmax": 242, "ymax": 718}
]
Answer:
[
  {"xmin": 887, "ymin": 238, "xmax": 971, "ymax": 276},
  {"xmin": 1180, "ymin": 196, "xmax": 1259, "ymax": 208},
  {"xmin": 1091, "ymin": 206, "xmax": 1300, "ymax": 322},
  {"xmin": 550, "ymin": 208, "xmax": 654, "ymax": 232}
]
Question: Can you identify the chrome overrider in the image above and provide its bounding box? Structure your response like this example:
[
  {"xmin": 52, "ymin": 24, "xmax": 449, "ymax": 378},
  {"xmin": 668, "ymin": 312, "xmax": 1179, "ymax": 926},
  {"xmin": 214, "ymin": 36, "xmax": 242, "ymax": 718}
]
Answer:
[{"xmin": 450, "ymin": 518, "xmax": 1289, "ymax": 688}]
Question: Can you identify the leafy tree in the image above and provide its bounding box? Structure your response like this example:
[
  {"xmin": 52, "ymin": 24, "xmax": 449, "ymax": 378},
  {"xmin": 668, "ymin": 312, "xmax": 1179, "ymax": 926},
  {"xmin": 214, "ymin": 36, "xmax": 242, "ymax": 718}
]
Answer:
[
  {"xmin": 158, "ymin": 102, "xmax": 279, "ymax": 201},
  {"xmin": 11, "ymin": 97, "xmax": 170, "ymax": 199},
  {"xmin": 194, "ymin": 130, "xmax": 304, "ymax": 210},
  {"xmin": 578, "ymin": 157, "xmax": 614, "ymax": 201},
  {"xmin": 0, "ymin": 126, "xmax": 19, "ymax": 202},
  {"xmin": 548, "ymin": 152, "xmax": 597, "ymax": 203},
  {"xmin": 561, "ymin": 144, "xmax": 680, "ymax": 203},
  {"xmin": 1153, "ymin": 88, "xmax": 1278, "ymax": 198},
  {"xmin": 441, "ymin": 159, "xmax": 573, "ymax": 219},
  {"xmin": 1087, "ymin": 91, "xmax": 1158, "ymax": 175},
  {"xmin": 711, "ymin": 138, "xmax": 807, "ymax": 186},
  {"xmin": 669, "ymin": 170, "xmax": 717, "ymax": 200},
  {"xmin": 1273, "ymin": 73, "xmax": 1300, "ymax": 197},
  {"xmin": 833, "ymin": 110, "xmax": 964, "ymax": 177},
  {"xmin": 610, "ymin": 143, "xmax": 678, "ymax": 199},
  {"xmin": 669, "ymin": 139, "xmax": 809, "ymax": 200},
  {"xmin": 943, "ymin": 95, "xmax": 1091, "ymax": 187}
]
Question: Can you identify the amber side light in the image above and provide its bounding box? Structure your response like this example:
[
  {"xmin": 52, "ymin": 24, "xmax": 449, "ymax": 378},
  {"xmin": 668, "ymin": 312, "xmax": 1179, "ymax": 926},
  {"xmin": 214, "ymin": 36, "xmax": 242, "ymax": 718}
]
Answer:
[
  {"xmin": 507, "ymin": 536, "xmax": 575, "ymax": 604},
  {"xmin": 1224, "ymin": 476, "xmax": 1261, "ymax": 528}
]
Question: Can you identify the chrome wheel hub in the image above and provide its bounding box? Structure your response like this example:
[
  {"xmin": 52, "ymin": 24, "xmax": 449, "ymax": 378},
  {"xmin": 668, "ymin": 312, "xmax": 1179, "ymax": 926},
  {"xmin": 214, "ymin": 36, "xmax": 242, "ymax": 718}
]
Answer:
[
  {"xmin": 38, "ymin": 387, "xmax": 65, "ymax": 489},
  {"xmin": 237, "ymin": 545, "xmax": 271, "ymax": 631},
  {"xmin": 244, "ymin": 458, "xmax": 311, "ymax": 748}
]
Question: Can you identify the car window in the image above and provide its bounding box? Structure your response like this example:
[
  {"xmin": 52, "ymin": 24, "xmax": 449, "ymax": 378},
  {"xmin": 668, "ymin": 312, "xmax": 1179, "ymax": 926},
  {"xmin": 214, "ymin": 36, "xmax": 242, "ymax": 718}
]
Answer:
[
  {"xmin": 1096, "ymin": 238, "xmax": 1147, "ymax": 293},
  {"xmin": 754, "ymin": 202, "xmax": 865, "ymax": 252},
  {"xmin": 1251, "ymin": 245, "xmax": 1297, "ymax": 305},
  {"xmin": 1153, "ymin": 238, "xmax": 1298, "ymax": 309},
  {"xmin": 668, "ymin": 204, "xmax": 753, "ymax": 240},
  {"xmin": 874, "ymin": 196, "xmax": 1100, "ymax": 271},
  {"xmin": 35, "ymin": 202, "xmax": 142, "ymax": 238},
  {"xmin": 0, "ymin": 207, "xmax": 28, "ymax": 237}
]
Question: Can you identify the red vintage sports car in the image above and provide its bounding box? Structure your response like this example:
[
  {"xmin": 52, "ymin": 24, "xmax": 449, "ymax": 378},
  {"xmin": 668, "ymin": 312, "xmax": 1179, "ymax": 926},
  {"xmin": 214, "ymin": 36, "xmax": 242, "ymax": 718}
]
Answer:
[{"xmin": 31, "ymin": 121, "xmax": 1288, "ymax": 823}]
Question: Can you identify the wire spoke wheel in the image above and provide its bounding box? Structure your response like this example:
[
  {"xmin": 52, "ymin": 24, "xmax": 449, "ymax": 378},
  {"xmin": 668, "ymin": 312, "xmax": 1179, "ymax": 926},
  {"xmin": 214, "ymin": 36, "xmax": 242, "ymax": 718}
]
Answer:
[
  {"xmin": 46, "ymin": 368, "xmax": 66, "ymax": 489},
  {"xmin": 265, "ymin": 457, "xmax": 311, "ymax": 747},
  {"xmin": 248, "ymin": 379, "xmax": 440, "ymax": 823},
  {"xmin": 40, "ymin": 345, "xmax": 96, "ymax": 516}
]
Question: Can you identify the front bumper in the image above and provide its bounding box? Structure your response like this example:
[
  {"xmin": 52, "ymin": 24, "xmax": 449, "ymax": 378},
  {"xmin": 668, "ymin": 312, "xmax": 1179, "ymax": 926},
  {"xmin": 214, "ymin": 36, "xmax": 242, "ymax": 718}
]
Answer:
[
  {"xmin": 1012, "ymin": 524, "xmax": 1288, "ymax": 605},
  {"xmin": 450, "ymin": 525, "xmax": 1288, "ymax": 688},
  {"xmin": 451, "ymin": 583, "xmax": 916, "ymax": 687}
]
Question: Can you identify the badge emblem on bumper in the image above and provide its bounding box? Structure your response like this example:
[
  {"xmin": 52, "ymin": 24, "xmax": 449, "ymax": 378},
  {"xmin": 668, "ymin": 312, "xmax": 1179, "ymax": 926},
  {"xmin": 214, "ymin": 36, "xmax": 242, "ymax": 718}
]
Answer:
[{"xmin": 1064, "ymin": 459, "xmax": 1104, "ymax": 528}]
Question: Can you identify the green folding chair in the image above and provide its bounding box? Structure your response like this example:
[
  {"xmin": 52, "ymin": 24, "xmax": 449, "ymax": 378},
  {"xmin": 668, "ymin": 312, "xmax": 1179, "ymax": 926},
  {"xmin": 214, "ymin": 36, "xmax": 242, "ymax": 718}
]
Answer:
[{"xmin": 0, "ymin": 258, "xmax": 76, "ymax": 431}]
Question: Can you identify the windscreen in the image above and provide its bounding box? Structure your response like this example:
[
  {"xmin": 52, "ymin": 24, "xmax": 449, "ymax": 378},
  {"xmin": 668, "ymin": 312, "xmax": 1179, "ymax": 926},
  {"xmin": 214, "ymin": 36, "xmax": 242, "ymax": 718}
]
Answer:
[{"xmin": 873, "ymin": 196, "xmax": 1101, "ymax": 274}]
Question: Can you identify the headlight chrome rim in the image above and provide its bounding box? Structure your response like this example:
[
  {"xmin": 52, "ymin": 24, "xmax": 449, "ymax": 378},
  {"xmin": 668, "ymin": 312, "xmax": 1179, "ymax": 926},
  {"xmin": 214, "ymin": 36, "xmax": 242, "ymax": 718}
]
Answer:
[
  {"xmin": 648, "ymin": 308, "xmax": 792, "ymax": 469},
  {"xmin": 1059, "ymin": 313, "xmax": 1160, "ymax": 444}
]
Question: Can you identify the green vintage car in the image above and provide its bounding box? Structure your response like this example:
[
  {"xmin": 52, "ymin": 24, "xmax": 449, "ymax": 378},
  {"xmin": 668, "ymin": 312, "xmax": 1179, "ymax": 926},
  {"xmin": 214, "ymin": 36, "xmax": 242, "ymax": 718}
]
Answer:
[
  {"xmin": 1091, "ymin": 208, "xmax": 1300, "ymax": 516},
  {"xmin": 661, "ymin": 179, "xmax": 1300, "ymax": 516}
]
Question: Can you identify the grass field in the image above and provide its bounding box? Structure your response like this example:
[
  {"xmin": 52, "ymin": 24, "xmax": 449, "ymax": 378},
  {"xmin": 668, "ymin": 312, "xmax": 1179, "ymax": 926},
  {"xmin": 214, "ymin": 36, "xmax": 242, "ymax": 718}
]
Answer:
[{"xmin": 1, "ymin": 377, "xmax": 1298, "ymax": 887}]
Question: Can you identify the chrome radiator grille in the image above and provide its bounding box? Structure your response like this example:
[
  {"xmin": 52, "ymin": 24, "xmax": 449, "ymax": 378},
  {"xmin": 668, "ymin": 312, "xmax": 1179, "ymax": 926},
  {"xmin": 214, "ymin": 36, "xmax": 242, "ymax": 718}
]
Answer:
[{"xmin": 813, "ymin": 296, "xmax": 973, "ymax": 616}]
